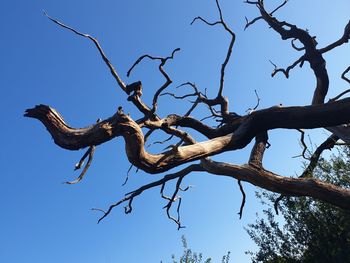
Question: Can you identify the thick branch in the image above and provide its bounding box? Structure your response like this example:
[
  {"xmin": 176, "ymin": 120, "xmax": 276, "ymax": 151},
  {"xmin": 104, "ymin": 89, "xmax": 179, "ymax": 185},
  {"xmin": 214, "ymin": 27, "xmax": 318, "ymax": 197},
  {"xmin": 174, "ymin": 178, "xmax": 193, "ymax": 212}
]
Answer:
[
  {"xmin": 248, "ymin": 132, "xmax": 268, "ymax": 167},
  {"xmin": 201, "ymin": 158, "xmax": 350, "ymax": 210},
  {"xmin": 25, "ymin": 98, "xmax": 350, "ymax": 174}
]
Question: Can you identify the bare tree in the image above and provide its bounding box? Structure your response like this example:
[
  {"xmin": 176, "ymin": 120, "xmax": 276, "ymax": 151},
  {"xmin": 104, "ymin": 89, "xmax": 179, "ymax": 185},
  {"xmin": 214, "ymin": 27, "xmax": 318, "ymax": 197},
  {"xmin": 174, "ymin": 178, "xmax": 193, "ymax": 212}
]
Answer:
[{"xmin": 25, "ymin": 1, "xmax": 350, "ymax": 229}]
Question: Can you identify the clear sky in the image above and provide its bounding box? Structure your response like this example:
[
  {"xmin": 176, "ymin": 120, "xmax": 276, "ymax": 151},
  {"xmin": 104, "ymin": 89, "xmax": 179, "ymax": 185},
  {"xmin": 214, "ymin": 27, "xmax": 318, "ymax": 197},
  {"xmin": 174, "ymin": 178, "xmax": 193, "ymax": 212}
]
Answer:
[{"xmin": 1, "ymin": 0, "xmax": 349, "ymax": 262}]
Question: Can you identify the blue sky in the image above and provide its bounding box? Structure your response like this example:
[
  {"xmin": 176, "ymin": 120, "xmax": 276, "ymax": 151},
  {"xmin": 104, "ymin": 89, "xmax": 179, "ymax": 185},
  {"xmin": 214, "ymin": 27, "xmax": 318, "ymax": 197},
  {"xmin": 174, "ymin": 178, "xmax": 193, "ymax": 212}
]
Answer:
[{"xmin": 1, "ymin": 0, "xmax": 349, "ymax": 262}]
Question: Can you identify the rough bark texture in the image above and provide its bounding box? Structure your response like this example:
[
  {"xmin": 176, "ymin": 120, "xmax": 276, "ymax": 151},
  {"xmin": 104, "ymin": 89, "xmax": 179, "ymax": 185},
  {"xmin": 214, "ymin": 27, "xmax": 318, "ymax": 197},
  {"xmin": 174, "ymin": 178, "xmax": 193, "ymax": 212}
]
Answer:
[{"xmin": 27, "ymin": 1, "xmax": 350, "ymax": 225}]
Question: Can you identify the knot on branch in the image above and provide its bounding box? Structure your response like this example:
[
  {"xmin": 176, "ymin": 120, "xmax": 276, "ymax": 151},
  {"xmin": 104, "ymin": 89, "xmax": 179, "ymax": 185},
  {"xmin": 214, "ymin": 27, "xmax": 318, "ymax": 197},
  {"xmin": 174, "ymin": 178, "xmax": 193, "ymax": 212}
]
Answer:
[{"xmin": 126, "ymin": 81, "xmax": 142, "ymax": 96}]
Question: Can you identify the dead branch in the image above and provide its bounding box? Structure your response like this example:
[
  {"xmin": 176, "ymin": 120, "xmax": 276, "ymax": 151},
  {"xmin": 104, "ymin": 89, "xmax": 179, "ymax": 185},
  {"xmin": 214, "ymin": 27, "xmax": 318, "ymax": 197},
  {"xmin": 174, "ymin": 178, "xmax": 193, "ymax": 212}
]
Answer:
[
  {"xmin": 237, "ymin": 180, "xmax": 246, "ymax": 219},
  {"xmin": 328, "ymin": 88, "xmax": 350, "ymax": 102},
  {"xmin": 201, "ymin": 158, "xmax": 350, "ymax": 210},
  {"xmin": 122, "ymin": 164, "xmax": 134, "ymax": 186},
  {"xmin": 250, "ymin": 1, "xmax": 329, "ymax": 104},
  {"xmin": 292, "ymin": 129, "xmax": 309, "ymax": 160},
  {"xmin": 44, "ymin": 12, "xmax": 155, "ymax": 119},
  {"xmin": 246, "ymin": 90, "xmax": 261, "ymax": 114},
  {"xmin": 341, "ymin": 66, "xmax": 350, "ymax": 84},
  {"xmin": 319, "ymin": 20, "xmax": 350, "ymax": 54},
  {"xmin": 300, "ymin": 134, "xmax": 339, "ymax": 178},
  {"xmin": 274, "ymin": 133, "xmax": 339, "ymax": 214},
  {"xmin": 25, "ymin": 98, "xmax": 350, "ymax": 174},
  {"xmin": 65, "ymin": 145, "xmax": 95, "ymax": 184},
  {"xmin": 291, "ymin": 39, "xmax": 305, "ymax": 51},
  {"xmin": 162, "ymin": 175, "xmax": 186, "ymax": 229},
  {"xmin": 94, "ymin": 164, "xmax": 204, "ymax": 224},
  {"xmin": 44, "ymin": 11, "xmax": 126, "ymax": 91},
  {"xmin": 127, "ymin": 48, "xmax": 180, "ymax": 114},
  {"xmin": 191, "ymin": 0, "xmax": 235, "ymax": 117},
  {"xmin": 244, "ymin": 0, "xmax": 288, "ymax": 30},
  {"xmin": 26, "ymin": 2, "xmax": 350, "ymax": 226},
  {"xmin": 249, "ymin": 132, "xmax": 268, "ymax": 167},
  {"xmin": 269, "ymin": 56, "xmax": 305, "ymax": 78}
]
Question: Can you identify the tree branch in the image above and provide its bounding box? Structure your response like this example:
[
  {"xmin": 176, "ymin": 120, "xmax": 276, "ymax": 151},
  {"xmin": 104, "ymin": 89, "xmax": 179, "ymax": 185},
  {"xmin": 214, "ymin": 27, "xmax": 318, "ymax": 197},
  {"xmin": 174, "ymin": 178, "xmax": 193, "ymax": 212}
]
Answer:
[
  {"xmin": 301, "ymin": 134, "xmax": 339, "ymax": 178},
  {"xmin": 237, "ymin": 180, "xmax": 246, "ymax": 219},
  {"xmin": 65, "ymin": 145, "xmax": 96, "ymax": 184},
  {"xmin": 248, "ymin": 132, "xmax": 268, "ymax": 167},
  {"xmin": 25, "ymin": 98, "xmax": 350, "ymax": 174},
  {"xmin": 191, "ymin": 0, "xmax": 236, "ymax": 118},
  {"xmin": 93, "ymin": 164, "xmax": 204, "ymax": 224},
  {"xmin": 44, "ymin": 11, "xmax": 126, "ymax": 91},
  {"xmin": 341, "ymin": 66, "xmax": 350, "ymax": 84},
  {"xmin": 269, "ymin": 56, "xmax": 305, "ymax": 78},
  {"xmin": 201, "ymin": 158, "xmax": 350, "ymax": 210},
  {"xmin": 275, "ymin": 133, "xmax": 339, "ymax": 214},
  {"xmin": 250, "ymin": 2, "xmax": 330, "ymax": 104},
  {"xmin": 319, "ymin": 20, "xmax": 350, "ymax": 54}
]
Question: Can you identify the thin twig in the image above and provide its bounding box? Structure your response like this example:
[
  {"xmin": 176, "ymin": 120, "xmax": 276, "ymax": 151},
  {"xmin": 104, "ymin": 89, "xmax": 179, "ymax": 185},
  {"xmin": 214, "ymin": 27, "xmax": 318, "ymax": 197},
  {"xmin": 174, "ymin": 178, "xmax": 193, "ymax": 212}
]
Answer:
[
  {"xmin": 341, "ymin": 66, "xmax": 350, "ymax": 84},
  {"xmin": 237, "ymin": 180, "xmax": 246, "ymax": 219},
  {"xmin": 269, "ymin": 56, "xmax": 304, "ymax": 78},
  {"xmin": 93, "ymin": 164, "xmax": 204, "ymax": 224},
  {"xmin": 65, "ymin": 146, "xmax": 96, "ymax": 184},
  {"xmin": 122, "ymin": 164, "xmax": 134, "ymax": 186},
  {"xmin": 44, "ymin": 11, "xmax": 126, "ymax": 91}
]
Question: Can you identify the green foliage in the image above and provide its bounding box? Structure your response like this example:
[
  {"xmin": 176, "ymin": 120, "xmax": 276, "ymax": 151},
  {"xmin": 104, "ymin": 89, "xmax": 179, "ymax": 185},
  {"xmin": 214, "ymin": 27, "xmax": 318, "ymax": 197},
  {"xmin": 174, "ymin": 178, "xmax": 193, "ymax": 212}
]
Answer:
[
  {"xmin": 246, "ymin": 148, "xmax": 350, "ymax": 263},
  {"xmin": 162, "ymin": 236, "xmax": 230, "ymax": 263}
]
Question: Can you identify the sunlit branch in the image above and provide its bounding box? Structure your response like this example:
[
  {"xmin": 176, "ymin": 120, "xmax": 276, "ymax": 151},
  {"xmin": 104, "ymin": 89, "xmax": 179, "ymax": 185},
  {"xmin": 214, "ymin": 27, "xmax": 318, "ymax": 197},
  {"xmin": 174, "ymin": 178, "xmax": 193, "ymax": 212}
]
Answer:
[{"xmin": 65, "ymin": 146, "xmax": 95, "ymax": 185}]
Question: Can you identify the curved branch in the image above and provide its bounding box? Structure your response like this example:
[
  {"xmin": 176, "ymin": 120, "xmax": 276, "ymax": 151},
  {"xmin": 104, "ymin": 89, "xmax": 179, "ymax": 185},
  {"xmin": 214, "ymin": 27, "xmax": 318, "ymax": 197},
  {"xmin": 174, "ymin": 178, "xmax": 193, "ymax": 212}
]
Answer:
[
  {"xmin": 291, "ymin": 39, "xmax": 305, "ymax": 51},
  {"xmin": 66, "ymin": 145, "xmax": 96, "ymax": 184},
  {"xmin": 25, "ymin": 98, "xmax": 350, "ymax": 174},
  {"xmin": 252, "ymin": 2, "xmax": 329, "ymax": 104},
  {"xmin": 44, "ymin": 11, "xmax": 126, "ymax": 91},
  {"xmin": 275, "ymin": 133, "xmax": 339, "ymax": 213},
  {"xmin": 319, "ymin": 20, "xmax": 350, "ymax": 54},
  {"xmin": 269, "ymin": 56, "xmax": 304, "ymax": 78},
  {"xmin": 191, "ymin": 0, "xmax": 236, "ymax": 117},
  {"xmin": 44, "ymin": 12, "xmax": 158, "ymax": 120},
  {"xmin": 301, "ymin": 134, "xmax": 338, "ymax": 178},
  {"xmin": 94, "ymin": 164, "xmax": 204, "ymax": 223},
  {"xmin": 237, "ymin": 180, "xmax": 246, "ymax": 219}
]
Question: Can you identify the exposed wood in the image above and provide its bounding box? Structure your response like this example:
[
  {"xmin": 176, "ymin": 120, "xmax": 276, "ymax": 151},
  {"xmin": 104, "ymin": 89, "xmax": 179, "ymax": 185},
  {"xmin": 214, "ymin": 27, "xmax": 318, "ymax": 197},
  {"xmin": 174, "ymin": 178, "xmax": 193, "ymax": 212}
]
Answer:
[
  {"xmin": 27, "ymin": 2, "xmax": 350, "ymax": 225},
  {"xmin": 201, "ymin": 159, "xmax": 350, "ymax": 210},
  {"xmin": 25, "ymin": 98, "xmax": 350, "ymax": 174}
]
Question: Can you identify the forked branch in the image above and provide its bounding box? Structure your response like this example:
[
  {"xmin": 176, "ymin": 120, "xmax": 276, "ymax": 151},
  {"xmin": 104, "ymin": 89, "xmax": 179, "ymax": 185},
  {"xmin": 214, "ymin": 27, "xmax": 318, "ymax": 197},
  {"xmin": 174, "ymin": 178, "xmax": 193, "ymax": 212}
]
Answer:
[
  {"xmin": 93, "ymin": 164, "xmax": 204, "ymax": 225},
  {"xmin": 27, "ymin": 2, "xmax": 350, "ymax": 226},
  {"xmin": 342, "ymin": 66, "xmax": 350, "ymax": 84}
]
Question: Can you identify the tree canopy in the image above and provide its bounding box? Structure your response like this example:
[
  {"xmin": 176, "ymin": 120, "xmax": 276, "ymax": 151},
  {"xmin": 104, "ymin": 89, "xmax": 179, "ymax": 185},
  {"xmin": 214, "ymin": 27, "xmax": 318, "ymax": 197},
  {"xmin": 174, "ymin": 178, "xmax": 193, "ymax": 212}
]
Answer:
[{"xmin": 246, "ymin": 147, "xmax": 350, "ymax": 262}]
